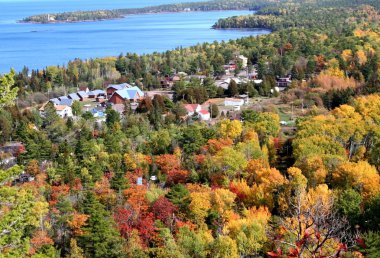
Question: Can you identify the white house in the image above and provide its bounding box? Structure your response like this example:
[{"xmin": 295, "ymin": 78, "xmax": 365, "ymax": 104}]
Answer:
[
  {"xmin": 39, "ymin": 103, "xmax": 73, "ymax": 118},
  {"xmin": 224, "ymin": 98, "xmax": 244, "ymax": 107},
  {"xmin": 55, "ymin": 105, "xmax": 73, "ymax": 118},
  {"xmin": 237, "ymin": 55, "xmax": 248, "ymax": 69},
  {"xmin": 184, "ymin": 104, "xmax": 202, "ymax": 116},
  {"xmin": 199, "ymin": 110, "xmax": 211, "ymax": 121}
]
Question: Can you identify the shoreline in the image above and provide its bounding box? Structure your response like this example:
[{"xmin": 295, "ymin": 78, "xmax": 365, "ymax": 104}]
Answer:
[
  {"xmin": 5, "ymin": 9, "xmax": 269, "ymax": 73},
  {"xmin": 0, "ymin": 27, "xmax": 271, "ymax": 74},
  {"xmin": 20, "ymin": 9, "xmax": 258, "ymax": 24}
]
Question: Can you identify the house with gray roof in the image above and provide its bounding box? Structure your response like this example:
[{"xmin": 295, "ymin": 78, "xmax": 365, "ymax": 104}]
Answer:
[
  {"xmin": 59, "ymin": 98, "xmax": 73, "ymax": 107},
  {"xmin": 58, "ymin": 96, "xmax": 69, "ymax": 101},
  {"xmin": 49, "ymin": 98, "xmax": 73, "ymax": 106},
  {"xmin": 49, "ymin": 98, "xmax": 60, "ymax": 105},
  {"xmin": 68, "ymin": 93, "xmax": 80, "ymax": 101},
  {"xmin": 77, "ymin": 91, "xmax": 89, "ymax": 101},
  {"xmin": 88, "ymin": 90, "xmax": 105, "ymax": 98}
]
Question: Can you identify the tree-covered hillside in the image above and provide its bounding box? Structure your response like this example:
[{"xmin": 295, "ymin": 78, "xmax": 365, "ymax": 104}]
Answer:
[{"xmin": 2, "ymin": 0, "xmax": 380, "ymax": 257}]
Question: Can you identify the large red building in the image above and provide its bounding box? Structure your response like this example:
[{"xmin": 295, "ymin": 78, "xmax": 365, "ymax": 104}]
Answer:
[
  {"xmin": 106, "ymin": 83, "xmax": 132, "ymax": 97},
  {"xmin": 108, "ymin": 86, "xmax": 144, "ymax": 104}
]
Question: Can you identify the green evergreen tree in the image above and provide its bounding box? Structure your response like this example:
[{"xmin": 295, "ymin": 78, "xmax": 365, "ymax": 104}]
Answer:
[
  {"xmin": 109, "ymin": 153, "xmax": 128, "ymax": 192},
  {"xmin": 227, "ymin": 79, "xmax": 238, "ymax": 97},
  {"xmin": 335, "ymin": 189, "xmax": 363, "ymax": 227},
  {"xmin": 105, "ymin": 107, "xmax": 120, "ymax": 128},
  {"xmin": 166, "ymin": 184, "xmax": 190, "ymax": 214},
  {"xmin": 359, "ymin": 231, "xmax": 380, "ymax": 258},
  {"xmin": 210, "ymin": 104, "xmax": 219, "ymax": 118},
  {"xmin": 79, "ymin": 192, "xmax": 124, "ymax": 258}
]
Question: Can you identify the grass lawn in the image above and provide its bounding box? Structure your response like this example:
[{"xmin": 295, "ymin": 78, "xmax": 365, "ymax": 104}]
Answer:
[{"xmin": 278, "ymin": 107, "xmax": 296, "ymax": 126}]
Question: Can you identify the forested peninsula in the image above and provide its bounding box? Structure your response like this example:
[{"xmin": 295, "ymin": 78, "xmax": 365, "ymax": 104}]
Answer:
[
  {"xmin": 213, "ymin": 0, "xmax": 380, "ymax": 31},
  {"xmin": 21, "ymin": 0, "xmax": 269, "ymax": 24}
]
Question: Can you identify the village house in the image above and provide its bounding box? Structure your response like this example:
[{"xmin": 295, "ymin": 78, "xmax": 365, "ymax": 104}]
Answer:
[
  {"xmin": 184, "ymin": 104, "xmax": 210, "ymax": 121},
  {"xmin": 59, "ymin": 98, "xmax": 73, "ymax": 107},
  {"xmin": 224, "ymin": 98, "xmax": 245, "ymax": 111},
  {"xmin": 39, "ymin": 103, "xmax": 73, "ymax": 118},
  {"xmin": 108, "ymin": 86, "xmax": 144, "ymax": 105},
  {"xmin": 225, "ymin": 77, "xmax": 243, "ymax": 85},
  {"xmin": 224, "ymin": 61, "xmax": 237, "ymax": 75},
  {"xmin": 49, "ymin": 97, "xmax": 73, "ymax": 106},
  {"xmin": 68, "ymin": 92, "xmax": 81, "ymax": 101},
  {"xmin": 88, "ymin": 89, "xmax": 106, "ymax": 99},
  {"xmin": 238, "ymin": 94, "xmax": 250, "ymax": 105},
  {"xmin": 217, "ymin": 77, "xmax": 243, "ymax": 90},
  {"xmin": 77, "ymin": 91, "xmax": 89, "ymax": 101},
  {"xmin": 106, "ymin": 83, "xmax": 132, "ymax": 97},
  {"xmin": 90, "ymin": 107, "xmax": 106, "ymax": 118},
  {"xmin": 49, "ymin": 98, "xmax": 60, "ymax": 105},
  {"xmin": 58, "ymin": 96, "xmax": 69, "ymax": 101},
  {"xmin": 189, "ymin": 75, "xmax": 207, "ymax": 80},
  {"xmin": 78, "ymin": 86, "xmax": 90, "ymax": 93},
  {"xmin": 276, "ymin": 76, "xmax": 292, "ymax": 90},
  {"xmin": 199, "ymin": 110, "xmax": 211, "ymax": 121},
  {"xmin": 184, "ymin": 104, "xmax": 202, "ymax": 116},
  {"xmin": 237, "ymin": 55, "xmax": 248, "ymax": 69}
]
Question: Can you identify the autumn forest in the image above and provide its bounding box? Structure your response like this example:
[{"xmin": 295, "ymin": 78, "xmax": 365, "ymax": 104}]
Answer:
[{"xmin": 1, "ymin": 0, "xmax": 380, "ymax": 257}]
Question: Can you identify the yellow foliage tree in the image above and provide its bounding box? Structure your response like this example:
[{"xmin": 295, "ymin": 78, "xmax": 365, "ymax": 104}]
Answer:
[
  {"xmin": 211, "ymin": 235, "xmax": 239, "ymax": 258},
  {"xmin": 278, "ymin": 167, "xmax": 308, "ymax": 213},
  {"xmin": 213, "ymin": 147, "xmax": 248, "ymax": 179},
  {"xmin": 355, "ymin": 49, "xmax": 367, "ymax": 65},
  {"xmin": 210, "ymin": 188, "xmax": 236, "ymax": 222},
  {"xmin": 324, "ymin": 58, "xmax": 345, "ymax": 77},
  {"xmin": 333, "ymin": 161, "xmax": 380, "ymax": 199},
  {"xmin": 224, "ymin": 207, "xmax": 270, "ymax": 256},
  {"xmin": 124, "ymin": 152, "xmax": 150, "ymax": 171},
  {"xmin": 189, "ymin": 191, "xmax": 211, "ymax": 226},
  {"xmin": 217, "ymin": 119, "xmax": 243, "ymax": 140},
  {"xmin": 296, "ymin": 155, "xmax": 328, "ymax": 187},
  {"xmin": 341, "ymin": 49, "xmax": 353, "ymax": 63}
]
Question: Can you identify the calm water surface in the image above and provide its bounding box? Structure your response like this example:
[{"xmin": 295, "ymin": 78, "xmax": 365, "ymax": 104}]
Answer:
[{"xmin": 0, "ymin": 0, "xmax": 270, "ymax": 73}]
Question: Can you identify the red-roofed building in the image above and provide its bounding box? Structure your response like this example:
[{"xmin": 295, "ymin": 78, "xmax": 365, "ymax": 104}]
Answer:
[
  {"xmin": 199, "ymin": 109, "xmax": 210, "ymax": 121},
  {"xmin": 184, "ymin": 104, "xmax": 201, "ymax": 116}
]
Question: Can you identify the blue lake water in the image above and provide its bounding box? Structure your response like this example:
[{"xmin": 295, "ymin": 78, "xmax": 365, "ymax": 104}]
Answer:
[{"xmin": 0, "ymin": 0, "xmax": 270, "ymax": 73}]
